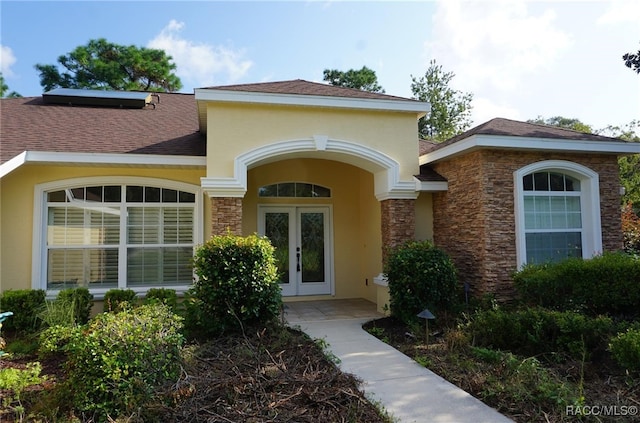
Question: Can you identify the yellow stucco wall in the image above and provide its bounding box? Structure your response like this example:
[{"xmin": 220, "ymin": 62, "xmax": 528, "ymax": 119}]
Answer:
[
  {"xmin": 415, "ymin": 192, "xmax": 434, "ymax": 241},
  {"xmin": 205, "ymin": 103, "xmax": 420, "ymax": 180},
  {"xmin": 244, "ymin": 158, "xmax": 381, "ymax": 302},
  {"xmin": 0, "ymin": 164, "xmax": 207, "ymax": 293}
]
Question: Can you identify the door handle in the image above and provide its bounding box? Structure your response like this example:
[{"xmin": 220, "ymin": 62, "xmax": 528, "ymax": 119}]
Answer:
[{"xmin": 296, "ymin": 247, "xmax": 301, "ymax": 272}]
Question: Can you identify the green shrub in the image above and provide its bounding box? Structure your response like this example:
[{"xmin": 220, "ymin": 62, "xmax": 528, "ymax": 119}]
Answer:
[
  {"xmin": 385, "ymin": 240, "xmax": 459, "ymax": 326},
  {"xmin": 609, "ymin": 328, "xmax": 640, "ymax": 372},
  {"xmin": 103, "ymin": 288, "xmax": 137, "ymax": 312},
  {"xmin": 57, "ymin": 304, "xmax": 184, "ymax": 421},
  {"xmin": 57, "ymin": 287, "xmax": 93, "ymax": 324},
  {"xmin": 0, "ymin": 289, "xmax": 46, "ymax": 334},
  {"xmin": 188, "ymin": 233, "xmax": 282, "ymax": 337},
  {"xmin": 144, "ymin": 288, "xmax": 178, "ymax": 311},
  {"xmin": 514, "ymin": 252, "xmax": 640, "ymax": 318},
  {"xmin": 468, "ymin": 307, "xmax": 616, "ymax": 360}
]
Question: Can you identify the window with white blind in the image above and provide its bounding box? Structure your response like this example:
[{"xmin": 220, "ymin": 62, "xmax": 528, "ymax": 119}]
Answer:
[
  {"xmin": 514, "ymin": 161, "xmax": 602, "ymax": 268},
  {"xmin": 43, "ymin": 182, "xmax": 198, "ymax": 292}
]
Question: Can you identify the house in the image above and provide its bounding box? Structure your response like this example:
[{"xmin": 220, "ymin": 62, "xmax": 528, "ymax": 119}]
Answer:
[{"xmin": 1, "ymin": 80, "xmax": 639, "ymax": 311}]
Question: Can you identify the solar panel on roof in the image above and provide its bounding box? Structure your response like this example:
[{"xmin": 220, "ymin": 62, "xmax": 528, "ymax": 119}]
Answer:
[{"xmin": 43, "ymin": 88, "xmax": 153, "ymax": 108}]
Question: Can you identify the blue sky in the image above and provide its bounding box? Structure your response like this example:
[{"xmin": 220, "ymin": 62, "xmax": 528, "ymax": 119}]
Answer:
[{"xmin": 1, "ymin": 0, "xmax": 639, "ymax": 130}]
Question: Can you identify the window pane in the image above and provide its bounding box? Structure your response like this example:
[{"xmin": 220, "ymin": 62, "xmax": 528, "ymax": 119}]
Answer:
[
  {"xmin": 523, "ymin": 174, "xmax": 533, "ymax": 191},
  {"xmin": 47, "ymin": 248, "xmax": 117, "ymax": 289},
  {"xmin": 162, "ymin": 189, "xmax": 178, "ymax": 203},
  {"xmin": 145, "ymin": 187, "xmax": 161, "ymax": 202},
  {"xmin": 71, "ymin": 187, "xmax": 85, "ymax": 200},
  {"xmin": 565, "ymin": 176, "xmax": 580, "ymax": 192},
  {"xmin": 295, "ymin": 183, "xmax": 313, "ymax": 197},
  {"xmin": 313, "ymin": 185, "xmax": 331, "ymax": 197},
  {"xmin": 549, "ymin": 173, "xmax": 565, "ymax": 191},
  {"xmin": 533, "ymin": 172, "xmax": 549, "ymax": 191},
  {"xmin": 127, "ymin": 207, "xmax": 161, "ymax": 244},
  {"xmin": 278, "ymin": 183, "xmax": 295, "ymax": 197},
  {"xmin": 526, "ymin": 232, "xmax": 582, "ymax": 264},
  {"xmin": 179, "ymin": 191, "xmax": 196, "ymax": 203},
  {"xmin": 127, "ymin": 247, "xmax": 160, "ymax": 286},
  {"xmin": 126, "ymin": 186, "xmax": 144, "ymax": 202},
  {"xmin": 259, "ymin": 184, "xmax": 278, "ymax": 197},
  {"xmin": 86, "ymin": 186, "xmax": 103, "ymax": 202},
  {"xmin": 104, "ymin": 186, "xmax": 121, "ymax": 202},
  {"xmin": 48, "ymin": 190, "xmax": 67, "ymax": 202}
]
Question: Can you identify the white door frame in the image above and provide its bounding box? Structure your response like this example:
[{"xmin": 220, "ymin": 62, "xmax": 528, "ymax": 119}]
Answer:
[{"xmin": 258, "ymin": 205, "xmax": 334, "ymax": 296}]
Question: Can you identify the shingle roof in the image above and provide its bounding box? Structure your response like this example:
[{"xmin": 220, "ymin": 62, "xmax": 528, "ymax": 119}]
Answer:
[
  {"xmin": 201, "ymin": 79, "xmax": 417, "ymax": 102},
  {"xmin": 415, "ymin": 165, "xmax": 447, "ymax": 182},
  {"xmin": 425, "ymin": 117, "xmax": 626, "ymax": 154},
  {"xmin": 0, "ymin": 92, "xmax": 204, "ymax": 164}
]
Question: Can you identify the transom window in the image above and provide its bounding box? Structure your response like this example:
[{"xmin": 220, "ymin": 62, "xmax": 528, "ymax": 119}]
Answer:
[
  {"xmin": 515, "ymin": 162, "xmax": 602, "ymax": 268},
  {"xmin": 44, "ymin": 184, "xmax": 197, "ymax": 292},
  {"xmin": 259, "ymin": 182, "xmax": 331, "ymax": 198}
]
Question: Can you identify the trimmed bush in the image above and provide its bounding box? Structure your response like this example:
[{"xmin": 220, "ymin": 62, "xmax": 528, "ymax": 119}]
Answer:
[
  {"xmin": 55, "ymin": 304, "xmax": 184, "ymax": 421},
  {"xmin": 144, "ymin": 288, "xmax": 178, "ymax": 311},
  {"xmin": 514, "ymin": 253, "xmax": 640, "ymax": 318},
  {"xmin": 0, "ymin": 289, "xmax": 46, "ymax": 334},
  {"xmin": 468, "ymin": 307, "xmax": 616, "ymax": 360},
  {"xmin": 188, "ymin": 233, "xmax": 282, "ymax": 337},
  {"xmin": 609, "ymin": 328, "xmax": 640, "ymax": 372},
  {"xmin": 103, "ymin": 288, "xmax": 137, "ymax": 312},
  {"xmin": 385, "ymin": 240, "xmax": 459, "ymax": 325}
]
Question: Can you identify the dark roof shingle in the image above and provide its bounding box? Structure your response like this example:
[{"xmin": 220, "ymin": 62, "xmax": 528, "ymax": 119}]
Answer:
[{"xmin": 1, "ymin": 93, "xmax": 204, "ymax": 164}]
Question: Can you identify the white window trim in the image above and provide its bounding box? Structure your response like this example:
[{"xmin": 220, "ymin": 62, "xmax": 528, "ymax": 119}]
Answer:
[
  {"xmin": 32, "ymin": 176, "xmax": 203, "ymax": 299},
  {"xmin": 513, "ymin": 160, "xmax": 602, "ymax": 268}
]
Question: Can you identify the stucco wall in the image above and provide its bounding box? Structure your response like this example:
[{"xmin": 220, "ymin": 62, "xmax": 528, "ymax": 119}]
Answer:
[
  {"xmin": 432, "ymin": 149, "xmax": 622, "ymax": 300},
  {"xmin": 0, "ymin": 165, "xmax": 207, "ymax": 293},
  {"xmin": 205, "ymin": 103, "xmax": 420, "ymax": 181},
  {"xmin": 244, "ymin": 158, "xmax": 381, "ymax": 302}
]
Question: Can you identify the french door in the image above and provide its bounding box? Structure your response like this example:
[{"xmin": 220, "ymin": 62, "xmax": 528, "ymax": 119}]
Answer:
[{"xmin": 258, "ymin": 206, "xmax": 332, "ymax": 296}]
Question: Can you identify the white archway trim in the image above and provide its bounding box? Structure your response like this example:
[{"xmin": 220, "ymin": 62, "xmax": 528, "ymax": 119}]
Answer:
[
  {"xmin": 201, "ymin": 136, "xmax": 419, "ymax": 200},
  {"xmin": 32, "ymin": 176, "xmax": 203, "ymax": 294},
  {"xmin": 513, "ymin": 160, "xmax": 602, "ymax": 268}
]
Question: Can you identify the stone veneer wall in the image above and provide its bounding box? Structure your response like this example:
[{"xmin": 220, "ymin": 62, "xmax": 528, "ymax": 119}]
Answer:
[
  {"xmin": 211, "ymin": 197, "xmax": 243, "ymax": 235},
  {"xmin": 432, "ymin": 150, "xmax": 622, "ymax": 301},
  {"xmin": 380, "ymin": 199, "xmax": 416, "ymax": 265}
]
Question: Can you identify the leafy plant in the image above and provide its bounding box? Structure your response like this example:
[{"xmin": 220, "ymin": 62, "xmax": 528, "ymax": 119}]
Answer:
[
  {"xmin": 609, "ymin": 328, "xmax": 640, "ymax": 372},
  {"xmin": 56, "ymin": 287, "xmax": 93, "ymax": 324},
  {"xmin": 103, "ymin": 288, "xmax": 137, "ymax": 313},
  {"xmin": 188, "ymin": 233, "xmax": 282, "ymax": 337},
  {"xmin": 0, "ymin": 289, "xmax": 46, "ymax": 334},
  {"xmin": 385, "ymin": 240, "xmax": 459, "ymax": 326},
  {"xmin": 0, "ymin": 362, "xmax": 46, "ymax": 419},
  {"xmin": 144, "ymin": 288, "xmax": 178, "ymax": 311},
  {"xmin": 55, "ymin": 304, "xmax": 184, "ymax": 421}
]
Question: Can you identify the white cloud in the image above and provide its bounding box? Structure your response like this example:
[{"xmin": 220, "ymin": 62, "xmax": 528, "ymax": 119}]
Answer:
[
  {"xmin": 471, "ymin": 96, "xmax": 522, "ymax": 126},
  {"xmin": 0, "ymin": 45, "xmax": 17, "ymax": 77},
  {"xmin": 425, "ymin": 0, "xmax": 573, "ymax": 93},
  {"xmin": 148, "ymin": 20, "xmax": 253, "ymax": 88},
  {"xmin": 597, "ymin": 0, "xmax": 640, "ymax": 25}
]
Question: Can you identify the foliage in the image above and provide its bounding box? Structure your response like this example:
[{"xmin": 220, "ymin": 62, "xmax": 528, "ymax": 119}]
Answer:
[
  {"xmin": 467, "ymin": 307, "xmax": 615, "ymax": 360},
  {"xmin": 385, "ymin": 240, "xmax": 459, "ymax": 326},
  {"xmin": 53, "ymin": 304, "xmax": 184, "ymax": 421},
  {"xmin": 622, "ymin": 202, "xmax": 640, "ymax": 254},
  {"xmin": 103, "ymin": 288, "xmax": 137, "ymax": 312},
  {"xmin": 0, "ymin": 289, "xmax": 46, "ymax": 334},
  {"xmin": 144, "ymin": 288, "xmax": 178, "ymax": 311},
  {"xmin": 513, "ymin": 253, "xmax": 640, "ymax": 318},
  {"xmin": 0, "ymin": 72, "xmax": 21, "ymax": 98},
  {"xmin": 623, "ymin": 47, "xmax": 640, "ymax": 73},
  {"xmin": 323, "ymin": 66, "xmax": 385, "ymax": 93},
  {"xmin": 527, "ymin": 115, "xmax": 594, "ymax": 133},
  {"xmin": 598, "ymin": 120, "xmax": 640, "ymax": 209},
  {"xmin": 188, "ymin": 233, "xmax": 282, "ymax": 337},
  {"xmin": 35, "ymin": 38, "xmax": 182, "ymax": 92},
  {"xmin": 40, "ymin": 288, "xmax": 94, "ymax": 328},
  {"xmin": 0, "ymin": 362, "xmax": 46, "ymax": 418},
  {"xmin": 410, "ymin": 59, "xmax": 473, "ymax": 142},
  {"xmin": 609, "ymin": 328, "xmax": 640, "ymax": 372}
]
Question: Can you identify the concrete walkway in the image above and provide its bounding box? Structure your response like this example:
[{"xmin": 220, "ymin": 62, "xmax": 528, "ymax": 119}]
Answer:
[{"xmin": 285, "ymin": 299, "xmax": 514, "ymax": 423}]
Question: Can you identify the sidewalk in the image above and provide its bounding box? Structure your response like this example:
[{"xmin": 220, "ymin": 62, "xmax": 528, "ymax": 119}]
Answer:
[{"xmin": 285, "ymin": 301, "xmax": 514, "ymax": 423}]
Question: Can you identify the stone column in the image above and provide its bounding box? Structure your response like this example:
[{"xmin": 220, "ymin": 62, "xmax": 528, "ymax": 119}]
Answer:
[
  {"xmin": 380, "ymin": 198, "xmax": 415, "ymax": 265},
  {"xmin": 210, "ymin": 197, "xmax": 243, "ymax": 236}
]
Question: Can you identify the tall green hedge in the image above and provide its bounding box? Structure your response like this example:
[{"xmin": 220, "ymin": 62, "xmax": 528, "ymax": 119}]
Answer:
[
  {"xmin": 187, "ymin": 233, "xmax": 282, "ymax": 337},
  {"xmin": 385, "ymin": 240, "xmax": 459, "ymax": 325},
  {"xmin": 0, "ymin": 289, "xmax": 46, "ymax": 333},
  {"xmin": 513, "ymin": 253, "xmax": 640, "ymax": 318}
]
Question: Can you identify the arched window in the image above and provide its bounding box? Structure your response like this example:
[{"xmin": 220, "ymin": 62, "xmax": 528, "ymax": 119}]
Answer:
[
  {"xmin": 514, "ymin": 161, "xmax": 602, "ymax": 267},
  {"xmin": 34, "ymin": 178, "xmax": 201, "ymax": 295},
  {"xmin": 258, "ymin": 182, "xmax": 331, "ymax": 198}
]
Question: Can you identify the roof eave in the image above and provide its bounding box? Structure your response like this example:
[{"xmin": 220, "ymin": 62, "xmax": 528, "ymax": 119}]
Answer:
[
  {"xmin": 420, "ymin": 134, "xmax": 640, "ymax": 165},
  {"xmin": 0, "ymin": 151, "xmax": 206, "ymax": 179}
]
